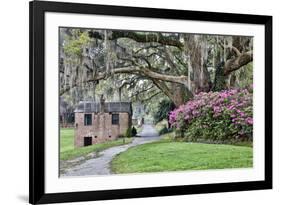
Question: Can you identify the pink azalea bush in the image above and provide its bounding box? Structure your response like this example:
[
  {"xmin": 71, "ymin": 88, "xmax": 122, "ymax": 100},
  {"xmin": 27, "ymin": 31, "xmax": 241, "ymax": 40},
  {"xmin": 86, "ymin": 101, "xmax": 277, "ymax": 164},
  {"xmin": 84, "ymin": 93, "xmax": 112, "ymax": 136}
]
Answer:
[{"xmin": 169, "ymin": 88, "xmax": 253, "ymax": 142}]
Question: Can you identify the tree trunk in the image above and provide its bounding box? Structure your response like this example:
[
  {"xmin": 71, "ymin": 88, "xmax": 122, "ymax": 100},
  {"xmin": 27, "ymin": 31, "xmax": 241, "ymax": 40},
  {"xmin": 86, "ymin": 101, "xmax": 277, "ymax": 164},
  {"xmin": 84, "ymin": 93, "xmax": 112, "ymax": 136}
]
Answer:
[
  {"xmin": 170, "ymin": 83, "xmax": 192, "ymax": 106},
  {"xmin": 118, "ymin": 87, "xmax": 122, "ymax": 102},
  {"xmin": 184, "ymin": 34, "xmax": 212, "ymax": 94},
  {"xmin": 212, "ymin": 62, "xmax": 226, "ymax": 91}
]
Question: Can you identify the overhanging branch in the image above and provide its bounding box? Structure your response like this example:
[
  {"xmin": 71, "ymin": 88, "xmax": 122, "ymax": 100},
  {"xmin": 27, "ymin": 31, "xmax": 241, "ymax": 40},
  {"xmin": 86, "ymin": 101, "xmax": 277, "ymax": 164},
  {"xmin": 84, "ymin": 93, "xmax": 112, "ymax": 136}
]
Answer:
[
  {"xmin": 224, "ymin": 51, "xmax": 253, "ymax": 75},
  {"xmin": 88, "ymin": 31, "xmax": 183, "ymax": 49}
]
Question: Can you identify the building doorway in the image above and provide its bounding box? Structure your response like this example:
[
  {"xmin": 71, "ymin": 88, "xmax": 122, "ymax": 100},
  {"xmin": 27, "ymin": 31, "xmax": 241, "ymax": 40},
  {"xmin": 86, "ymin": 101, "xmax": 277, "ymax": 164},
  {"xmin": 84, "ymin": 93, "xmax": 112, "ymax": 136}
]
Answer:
[{"xmin": 84, "ymin": 136, "xmax": 92, "ymax": 146}]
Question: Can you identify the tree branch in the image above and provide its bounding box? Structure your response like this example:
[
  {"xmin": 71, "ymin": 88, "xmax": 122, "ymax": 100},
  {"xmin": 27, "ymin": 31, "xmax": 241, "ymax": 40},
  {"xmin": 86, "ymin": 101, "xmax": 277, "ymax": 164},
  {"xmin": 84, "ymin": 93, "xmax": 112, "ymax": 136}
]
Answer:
[
  {"xmin": 230, "ymin": 46, "xmax": 241, "ymax": 56},
  {"xmin": 134, "ymin": 44, "xmax": 163, "ymax": 54},
  {"xmin": 88, "ymin": 31, "xmax": 183, "ymax": 49},
  {"xmin": 84, "ymin": 66, "xmax": 190, "ymax": 87},
  {"xmin": 129, "ymin": 85, "xmax": 155, "ymax": 99},
  {"xmin": 60, "ymin": 66, "xmax": 189, "ymax": 96},
  {"xmin": 140, "ymin": 91, "xmax": 162, "ymax": 103},
  {"xmin": 151, "ymin": 79, "xmax": 175, "ymax": 101},
  {"xmin": 219, "ymin": 41, "xmax": 242, "ymax": 56},
  {"xmin": 224, "ymin": 50, "xmax": 253, "ymax": 75},
  {"xmin": 119, "ymin": 76, "xmax": 141, "ymax": 89}
]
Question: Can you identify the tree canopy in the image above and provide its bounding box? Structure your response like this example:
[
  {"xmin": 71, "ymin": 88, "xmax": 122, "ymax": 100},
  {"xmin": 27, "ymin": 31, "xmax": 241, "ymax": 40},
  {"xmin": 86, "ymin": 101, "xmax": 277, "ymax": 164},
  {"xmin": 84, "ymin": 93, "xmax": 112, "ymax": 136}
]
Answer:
[{"xmin": 59, "ymin": 28, "xmax": 253, "ymax": 107}]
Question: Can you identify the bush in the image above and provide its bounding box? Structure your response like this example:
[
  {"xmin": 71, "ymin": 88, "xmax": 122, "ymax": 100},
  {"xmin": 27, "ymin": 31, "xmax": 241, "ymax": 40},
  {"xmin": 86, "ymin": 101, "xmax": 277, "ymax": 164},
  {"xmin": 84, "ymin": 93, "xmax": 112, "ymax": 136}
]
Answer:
[
  {"xmin": 125, "ymin": 127, "xmax": 137, "ymax": 138},
  {"xmin": 125, "ymin": 127, "xmax": 132, "ymax": 138},
  {"xmin": 169, "ymin": 88, "xmax": 253, "ymax": 142},
  {"xmin": 131, "ymin": 127, "xmax": 137, "ymax": 137},
  {"xmin": 159, "ymin": 126, "xmax": 173, "ymax": 135}
]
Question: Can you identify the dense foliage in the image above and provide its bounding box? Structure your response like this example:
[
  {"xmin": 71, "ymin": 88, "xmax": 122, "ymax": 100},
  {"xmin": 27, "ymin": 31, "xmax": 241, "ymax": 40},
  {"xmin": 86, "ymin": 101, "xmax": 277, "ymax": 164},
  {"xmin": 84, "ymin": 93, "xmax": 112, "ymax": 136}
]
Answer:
[
  {"xmin": 169, "ymin": 88, "xmax": 253, "ymax": 143},
  {"xmin": 153, "ymin": 99, "xmax": 175, "ymax": 123}
]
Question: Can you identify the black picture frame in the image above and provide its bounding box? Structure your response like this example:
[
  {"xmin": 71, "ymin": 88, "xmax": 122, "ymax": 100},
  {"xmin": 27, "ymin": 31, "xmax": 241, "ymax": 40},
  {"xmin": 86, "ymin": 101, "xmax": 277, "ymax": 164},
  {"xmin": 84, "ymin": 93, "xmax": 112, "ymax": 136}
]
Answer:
[{"xmin": 29, "ymin": 0, "xmax": 272, "ymax": 204}]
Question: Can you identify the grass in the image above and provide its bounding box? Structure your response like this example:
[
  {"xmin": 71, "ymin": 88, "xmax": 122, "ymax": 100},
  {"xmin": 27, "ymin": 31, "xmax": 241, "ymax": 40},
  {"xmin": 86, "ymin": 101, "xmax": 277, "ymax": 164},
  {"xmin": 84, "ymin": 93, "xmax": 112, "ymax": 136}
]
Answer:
[
  {"xmin": 60, "ymin": 128, "xmax": 75, "ymax": 153},
  {"xmin": 60, "ymin": 128, "xmax": 133, "ymax": 161},
  {"xmin": 111, "ymin": 141, "xmax": 253, "ymax": 174},
  {"xmin": 232, "ymin": 141, "xmax": 253, "ymax": 147}
]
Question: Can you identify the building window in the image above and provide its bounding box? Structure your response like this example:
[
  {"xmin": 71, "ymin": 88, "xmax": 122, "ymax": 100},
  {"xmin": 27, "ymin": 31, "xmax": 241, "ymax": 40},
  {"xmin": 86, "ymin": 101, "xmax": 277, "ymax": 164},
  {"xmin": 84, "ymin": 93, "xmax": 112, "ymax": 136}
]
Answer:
[
  {"xmin": 84, "ymin": 114, "xmax": 92, "ymax": 126},
  {"xmin": 112, "ymin": 114, "xmax": 119, "ymax": 125}
]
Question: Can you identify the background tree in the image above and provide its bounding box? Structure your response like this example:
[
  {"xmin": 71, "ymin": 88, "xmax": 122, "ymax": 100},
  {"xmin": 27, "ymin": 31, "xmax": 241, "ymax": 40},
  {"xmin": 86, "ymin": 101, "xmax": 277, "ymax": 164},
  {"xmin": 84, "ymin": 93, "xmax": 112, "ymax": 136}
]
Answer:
[{"xmin": 153, "ymin": 99, "xmax": 175, "ymax": 125}]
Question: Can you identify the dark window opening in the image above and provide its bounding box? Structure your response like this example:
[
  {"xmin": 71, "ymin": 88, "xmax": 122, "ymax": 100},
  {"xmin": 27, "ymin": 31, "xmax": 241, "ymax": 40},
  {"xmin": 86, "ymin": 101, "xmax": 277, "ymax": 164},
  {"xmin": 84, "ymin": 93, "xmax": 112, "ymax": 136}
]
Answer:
[
  {"xmin": 84, "ymin": 114, "xmax": 92, "ymax": 126},
  {"xmin": 75, "ymin": 123, "xmax": 78, "ymax": 128},
  {"xmin": 109, "ymin": 136, "xmax": 111, "ymax": 138},
  {"xmin": 94, "ymin": 136, "xmax": 97, "ymax": 138},
  {"xmin": 112, "ymin": 114, "xmax": 119, "ymax": 125},
  {"xmin": 84, "ymin": 136, "xmax": 92, "ymax": 146}
]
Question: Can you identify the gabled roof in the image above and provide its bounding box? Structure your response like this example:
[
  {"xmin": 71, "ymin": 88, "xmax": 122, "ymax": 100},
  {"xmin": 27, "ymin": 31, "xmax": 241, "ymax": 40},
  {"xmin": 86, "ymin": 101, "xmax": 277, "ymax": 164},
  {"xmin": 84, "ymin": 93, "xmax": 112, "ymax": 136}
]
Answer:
[{"xmin": 74, "ymin": 101, "xmax": 132, "ymax": 115}]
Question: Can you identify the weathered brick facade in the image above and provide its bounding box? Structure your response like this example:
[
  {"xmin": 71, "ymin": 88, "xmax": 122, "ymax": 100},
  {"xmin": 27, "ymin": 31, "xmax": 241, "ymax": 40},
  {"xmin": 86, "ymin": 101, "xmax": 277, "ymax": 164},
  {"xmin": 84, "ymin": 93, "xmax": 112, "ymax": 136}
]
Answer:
[{"xmin": 74, "ymin": 101, "xmax": 132, "ymax": 147}]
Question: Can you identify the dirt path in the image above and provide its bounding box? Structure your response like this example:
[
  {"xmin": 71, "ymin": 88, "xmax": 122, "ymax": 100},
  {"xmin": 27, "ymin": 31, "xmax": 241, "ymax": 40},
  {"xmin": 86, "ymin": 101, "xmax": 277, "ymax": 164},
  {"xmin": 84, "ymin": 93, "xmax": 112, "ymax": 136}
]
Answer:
[{"xmin": 61, "ymin": 124, "xmax": 160, "ymax": 177}]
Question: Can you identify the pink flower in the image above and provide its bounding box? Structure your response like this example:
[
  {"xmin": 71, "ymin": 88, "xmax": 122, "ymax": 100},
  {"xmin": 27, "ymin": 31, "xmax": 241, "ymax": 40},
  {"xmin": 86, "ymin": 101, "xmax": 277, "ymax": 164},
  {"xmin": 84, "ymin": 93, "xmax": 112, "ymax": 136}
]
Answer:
[
  {"xmin": 168, "ymin": 88, "xmax": 253, "ymax": 136},
  {"xmin": 246, "ymin": 117, "xmax": 253, "ymax": 125}
]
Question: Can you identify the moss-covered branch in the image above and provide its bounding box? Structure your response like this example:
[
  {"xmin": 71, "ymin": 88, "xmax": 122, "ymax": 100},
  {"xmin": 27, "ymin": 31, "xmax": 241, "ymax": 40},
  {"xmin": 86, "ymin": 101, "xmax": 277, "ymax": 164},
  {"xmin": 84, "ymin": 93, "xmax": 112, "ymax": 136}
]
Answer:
[{"xmin": 88, "ymin": 31, "xmax": 183, "ymax": 49}]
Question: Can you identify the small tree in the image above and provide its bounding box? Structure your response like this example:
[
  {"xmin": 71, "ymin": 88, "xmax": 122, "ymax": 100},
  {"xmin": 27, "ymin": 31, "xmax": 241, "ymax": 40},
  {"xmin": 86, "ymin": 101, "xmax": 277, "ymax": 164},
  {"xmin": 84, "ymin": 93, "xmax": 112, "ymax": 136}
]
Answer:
[
  {"xmin": 131, "ymin": 127, "xmax": 137, "ymax": 137},
  {"xmin": 125, "ymin": 127, "xmax": 133, "ymax": 138}
]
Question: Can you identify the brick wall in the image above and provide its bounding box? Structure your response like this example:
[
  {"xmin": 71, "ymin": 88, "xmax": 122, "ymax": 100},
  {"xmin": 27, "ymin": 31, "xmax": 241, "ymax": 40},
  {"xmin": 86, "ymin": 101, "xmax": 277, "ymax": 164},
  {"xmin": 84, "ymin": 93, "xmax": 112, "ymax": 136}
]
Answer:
[{"xmin": 74, "ymin": 112, "xmax": 130, "ymax": 147}]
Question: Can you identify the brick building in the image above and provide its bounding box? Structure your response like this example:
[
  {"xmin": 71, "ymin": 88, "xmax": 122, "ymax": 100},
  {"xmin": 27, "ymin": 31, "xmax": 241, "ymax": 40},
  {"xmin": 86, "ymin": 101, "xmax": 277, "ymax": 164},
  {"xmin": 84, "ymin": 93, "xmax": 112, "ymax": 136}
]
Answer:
[{"xmin": 74, "ymin": 101, "xmax": 132, "ymax": 147}]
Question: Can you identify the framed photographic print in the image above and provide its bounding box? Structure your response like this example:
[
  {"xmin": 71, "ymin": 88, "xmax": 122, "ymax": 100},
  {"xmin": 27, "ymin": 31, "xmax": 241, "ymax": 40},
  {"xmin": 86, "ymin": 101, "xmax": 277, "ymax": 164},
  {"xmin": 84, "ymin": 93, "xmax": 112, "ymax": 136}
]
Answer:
[{"xmin": 29, "ymin": 0, "xmax": 272, "ymax": 204}]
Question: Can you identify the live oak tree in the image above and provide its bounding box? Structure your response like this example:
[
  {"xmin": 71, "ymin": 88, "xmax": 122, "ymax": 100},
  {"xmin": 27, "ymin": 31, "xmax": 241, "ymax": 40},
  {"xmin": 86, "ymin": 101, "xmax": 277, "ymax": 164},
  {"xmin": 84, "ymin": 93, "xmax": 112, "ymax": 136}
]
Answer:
[{"xmin": 59, "ymin": 28, "xmax": 253, "ymax": 107}]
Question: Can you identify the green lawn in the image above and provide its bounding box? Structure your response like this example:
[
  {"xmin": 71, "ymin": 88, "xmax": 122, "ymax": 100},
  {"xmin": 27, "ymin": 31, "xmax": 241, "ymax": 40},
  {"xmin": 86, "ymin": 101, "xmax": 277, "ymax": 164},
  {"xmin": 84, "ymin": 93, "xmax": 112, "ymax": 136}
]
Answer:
[
  {"xmin": 60, "ymin": 128, "xmax": 75, "ymax": 153},
  {"xmin": 60, "ymin": 128, "xmax": 133, "ymax": 161},
  {"xmin": 111, "ymin": 141, "xmax": 253, "ymax": 174}
]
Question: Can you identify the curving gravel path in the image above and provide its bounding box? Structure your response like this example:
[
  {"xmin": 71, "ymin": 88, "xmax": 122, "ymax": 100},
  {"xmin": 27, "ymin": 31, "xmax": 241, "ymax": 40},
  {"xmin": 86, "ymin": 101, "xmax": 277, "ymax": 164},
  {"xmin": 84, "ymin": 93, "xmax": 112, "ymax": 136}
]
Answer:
[{"xmin": 61, "ymin": 124, "xmax": 160, "ymax": 177}]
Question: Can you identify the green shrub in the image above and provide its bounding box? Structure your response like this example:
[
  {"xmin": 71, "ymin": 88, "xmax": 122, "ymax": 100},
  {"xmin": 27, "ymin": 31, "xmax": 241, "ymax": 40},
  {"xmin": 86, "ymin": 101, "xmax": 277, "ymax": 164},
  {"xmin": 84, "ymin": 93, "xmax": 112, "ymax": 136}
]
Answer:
[
  {"xmin": 131, "ymin": 126, "xmax": 137, "ymax": 137},
  {"xmin": 125, "ymin": 127, "xmax": 132, "ymax": 138},
  {"xmin": 159, "ymin": 126, "xmax": 173, "ymax": 135}
]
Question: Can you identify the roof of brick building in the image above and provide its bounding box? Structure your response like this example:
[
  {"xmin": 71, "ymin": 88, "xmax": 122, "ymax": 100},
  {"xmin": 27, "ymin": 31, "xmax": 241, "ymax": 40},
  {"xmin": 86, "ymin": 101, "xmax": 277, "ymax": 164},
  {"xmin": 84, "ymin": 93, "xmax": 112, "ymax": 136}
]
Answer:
[{"xmin": 74, "ymin": 101, "xmax": 132, "ymax": 115}]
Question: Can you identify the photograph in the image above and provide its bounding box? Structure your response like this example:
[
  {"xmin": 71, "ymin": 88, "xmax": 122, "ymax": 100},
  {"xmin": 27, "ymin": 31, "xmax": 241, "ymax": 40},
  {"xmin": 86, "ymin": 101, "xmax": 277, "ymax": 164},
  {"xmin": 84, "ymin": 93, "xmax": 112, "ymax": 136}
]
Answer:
[
  {"xmin": 59, "ymin": 27, "xmax": 254, "ymax": 177},
  {"xmin": 28, "ymin": 1, "xmax": 272, "ymax": 203}
]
